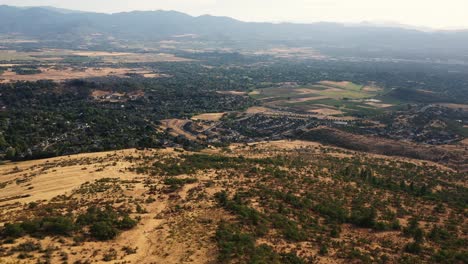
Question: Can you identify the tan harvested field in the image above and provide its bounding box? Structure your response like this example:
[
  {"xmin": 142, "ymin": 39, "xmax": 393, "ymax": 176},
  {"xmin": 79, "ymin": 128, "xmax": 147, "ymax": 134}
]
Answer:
[
  {"xmin": 142, "ymin": 73, "xmax": 160, "ymax": 78},
  {"xmin": 438, "ymin": 103, "xmax": 468, "ymax": 110},
  {"xmin": 245, "ymin": 106, "xmax": 302, "ymax": 116},
  {"xmin": 0, "ymin": 67, "xmax": 163, "ymax": 82},
  {"xmin": 0, "ymin": 63, "xmax": 23, "ymax": 67},
  {"xmin": 191, "ymin": 112, "xmax": 225, "ymax": 121},
  {"xmin": 0, "ymin": 49, "xmax": 191, "ymax": 64},
  {"xmin": 245, "ymin": 106, "xmax": 275, "ymax": 114},
  {"xmin": 216, "ymin": 90, "xmax": 248, "ymax": 96},
  {"xmin": 308, "ymin": 107, "xmax": 345, "ymax": 116},
  {"xmin": 244, "ymin": 106, "xmax": 349, "ymax": 120}
]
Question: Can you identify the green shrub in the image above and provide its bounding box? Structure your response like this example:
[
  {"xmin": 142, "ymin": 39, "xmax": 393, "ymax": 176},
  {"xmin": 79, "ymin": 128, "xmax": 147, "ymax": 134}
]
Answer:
[
  {"xmin": 13, "ymin": 241, "xmax": 41, "ymax": 252},
  {"xmin": 405, "ymin": 242, "xmax": 422, "ymax": 254},
  {"xmin": 118, "ymin": 215, "xmax": 138, "ymax": 230},
  {"xmin": 3, "ymin": 223, "xmax": 24, "ymax": 237},
  {"xmin": 41, "ymin": 216, "xmax": 75, "ymax": 236},
  {"xmin": 90, "ymin": 221, "xmax": 118, "ymax": 241}
]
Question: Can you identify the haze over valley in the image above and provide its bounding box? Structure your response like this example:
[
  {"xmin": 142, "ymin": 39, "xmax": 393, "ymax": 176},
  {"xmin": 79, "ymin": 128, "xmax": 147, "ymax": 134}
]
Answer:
[{"xmin": 0, "ymin": 3, "xmax": 466, "ymax": 264}]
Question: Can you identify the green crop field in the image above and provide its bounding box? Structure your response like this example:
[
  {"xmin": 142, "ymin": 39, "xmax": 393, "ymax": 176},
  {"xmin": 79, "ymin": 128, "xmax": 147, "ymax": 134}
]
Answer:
[{"xmin": 249, "ymin": 81, "xmax": 386, "ymax": 116}]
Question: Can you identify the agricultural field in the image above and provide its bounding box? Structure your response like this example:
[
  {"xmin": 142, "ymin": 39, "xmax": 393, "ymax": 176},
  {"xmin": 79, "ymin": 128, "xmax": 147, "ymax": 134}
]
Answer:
[
  {"xmin": 0, "ymin": 48, "xmax": 190, "ymax": 82},
  {"xmin": 0, "ymin": 67, "xmax": 164, "ymax": 83},
  {"xmin": 249, "ymin": 81, "xmax": 389, "ymax": 118},
  {"xmin": 0, "ymin": 49, "xmax": 191, "ymax": 64}
]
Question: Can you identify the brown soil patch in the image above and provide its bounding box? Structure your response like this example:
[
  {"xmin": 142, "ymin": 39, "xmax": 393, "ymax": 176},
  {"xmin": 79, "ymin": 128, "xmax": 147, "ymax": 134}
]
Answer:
[
  {"xmin": 245, "ymin": 106, "xmax": 274, "ymax": 114},
  {"xmin": 191, "ymin": 113, "xmax": 225, "ymax": 121},
  {"xmin": 142, "ymin": 73, "xmax": 160, "ymax": 78},
  {"xmin": 161, "ymin": 119, "xmax": 198, "ymax": 141}
]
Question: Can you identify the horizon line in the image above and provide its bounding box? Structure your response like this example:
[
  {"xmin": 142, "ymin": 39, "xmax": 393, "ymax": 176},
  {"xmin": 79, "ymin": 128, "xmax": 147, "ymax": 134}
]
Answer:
[{"xmin": 2, "ymin": 4, "xmax": 468, "ymax": 32}]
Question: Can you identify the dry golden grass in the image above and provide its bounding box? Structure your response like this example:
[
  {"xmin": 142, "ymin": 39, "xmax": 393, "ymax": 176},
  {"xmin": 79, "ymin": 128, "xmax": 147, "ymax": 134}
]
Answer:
[
  {"xmin": 245, "ymin": 106, "xmax": 277, "ymax": 114},
  {"xmin": 0, "ymin": 140, "xmax": 464, "ymax": 263},
  {"xmin": 216, "ymin": 90, "xmax": 248, "ymax": 96},
  {"xmin": 191, "ymin": 113, "xmax": 225, "ymax": 121},
  {"xmin": 0, "ymin": 147, "xmax": 225, "ymax": 263},
  {"xmin": 0, "ymin": 149, "xmax": 139, "ymax": 205}
]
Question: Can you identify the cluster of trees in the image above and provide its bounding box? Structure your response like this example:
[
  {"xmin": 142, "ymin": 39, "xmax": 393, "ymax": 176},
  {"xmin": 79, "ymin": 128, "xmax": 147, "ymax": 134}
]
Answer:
[
  {"xmin": 143, "ymin": 57, "xmax": 468, "ymax": 103},
  {"xmin": 10, "ymin": 66, "xmax": 42, "ymax": 75},
  {"xmin": 2, "ymin": 52, "xmax": 467, "ymax": 161},
  {"xmin": 215, "ymin": 191, "xmax": 306, "ymax": 263},
  {"xmin": 206, "ymin": 149, "xmax": 466, "ymax": 262},
  {"xmin": 216, "ymin": 222, "xmax": 305, "ymax": 264},
  {"xmin": 1, "ymin": 206, "xmax": 138, "ymax": 241},
  {"xmin": 0, "ymin": 77, "xmax": 253, "ymax": 160}
]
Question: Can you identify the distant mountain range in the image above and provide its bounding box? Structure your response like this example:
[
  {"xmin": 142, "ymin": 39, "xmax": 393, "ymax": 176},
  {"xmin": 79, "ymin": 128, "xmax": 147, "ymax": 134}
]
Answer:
[{"xmin": 1, "ymin": 5, "xmax": 468, "ymax": 59}]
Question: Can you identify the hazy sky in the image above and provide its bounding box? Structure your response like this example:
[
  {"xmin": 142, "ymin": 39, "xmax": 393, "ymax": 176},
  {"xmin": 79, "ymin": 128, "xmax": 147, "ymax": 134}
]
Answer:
[{"xmin": 1, "ymin": 0, "xmax": 467, "ymax": 30}]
